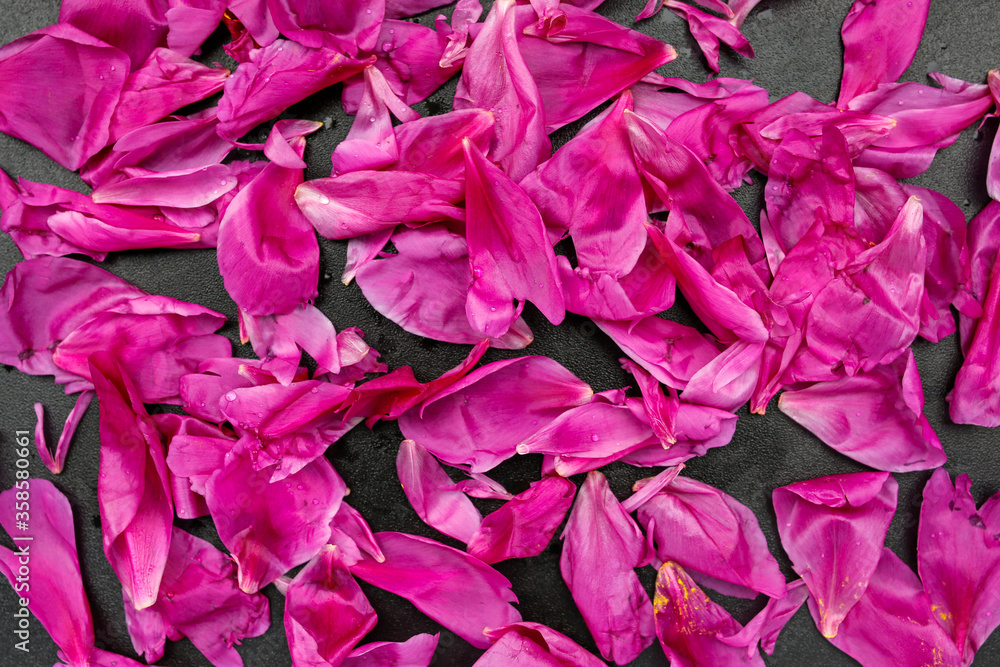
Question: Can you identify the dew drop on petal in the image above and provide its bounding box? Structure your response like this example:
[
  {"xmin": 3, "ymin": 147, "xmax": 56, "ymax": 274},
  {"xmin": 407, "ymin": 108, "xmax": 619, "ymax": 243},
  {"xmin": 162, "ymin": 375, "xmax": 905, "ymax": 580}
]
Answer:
[
  {"xmin": 297, "ymin": 484, "xmax": 305, "ymax": 490},
  {"xmin": 490, "ymin": 307, "xmax": 496, "ymax": 312},
  {"xmin": 473, "ymin": 267, "xmax": 483, "ymax": 278},
  {"xmin": 225, "ymin": 391, "xmax": 237, "ymax": 401},
  {"xmin": 318, "ymin": 195, "xmax": 330, "ymax": 205},
  {"xmin": 311, "ymin": 386, "xmax": 319, "ymax": 393},
  {"xmin": 591, "ymin": 434, "xmax": 599, "ymax": 442}
]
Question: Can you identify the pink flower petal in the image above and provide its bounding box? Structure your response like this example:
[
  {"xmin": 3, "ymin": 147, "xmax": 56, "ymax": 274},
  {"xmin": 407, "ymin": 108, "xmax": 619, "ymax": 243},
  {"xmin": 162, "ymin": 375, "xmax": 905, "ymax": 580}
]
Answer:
[
  {"xmin": 0, "ymin": 480, "xmax": 94, "ymax": 666},
  {"xmin": 397, "ymin": 439, "xmax": 483, "ymax": 543},
  {"xmin": 918, "ymin": 469, "xmax": 1000, "ymax": 666},
  {"xmin": 637, "ymin": 475, "xmax": 786, "ymax": 599},
  {"xmin": 466, "ymin": 475, "xmax": 576, "ymax": 564},
  {"xmin": 463, "ymin": 137, "xmax": 565, "ymax": 338},
  {"xmin": 343, "ymin": 633, "xmax": 440, "ymax": 666},
  {"xmin": 477, "ymin": 622, "xmax": 606, "ymax": 667},
  {"xmin": 560, "ymin": 471, "xmax": 654, "ymax": 664},
  {"xmin": 653, "ymin": 561, "xmax": 766, "ymax": 667},
  {"xmin": 284, "ymin": 545, "xmax": 377, "ymax": 666},
  {"xmin": 773, "ymin": 472, "xmax": 897, "ymax": 639},
  {"xmin": 90, "ymin": 351, "xmax": 174, "ymax": 610},
  {"xmin": 349, "ymin": 532, "xmax": 521, "ymax": 648}
]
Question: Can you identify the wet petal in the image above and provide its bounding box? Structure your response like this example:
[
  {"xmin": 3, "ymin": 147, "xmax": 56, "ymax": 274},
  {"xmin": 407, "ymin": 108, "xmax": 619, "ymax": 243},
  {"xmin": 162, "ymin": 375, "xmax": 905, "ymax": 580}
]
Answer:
[
  {"xmin": 397, "ymin": 439, "xmax": 483, "ymax": 544},
  {"xmin": 773, "ymin": 472, "xmax": 897, "ymax": 639}
]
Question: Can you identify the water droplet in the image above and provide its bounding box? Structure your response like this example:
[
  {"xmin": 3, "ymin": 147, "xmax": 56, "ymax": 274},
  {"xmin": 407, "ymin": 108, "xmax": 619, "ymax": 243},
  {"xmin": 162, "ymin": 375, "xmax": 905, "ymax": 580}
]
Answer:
[
  {"xmin": 165, "ymin": 591, "xmax": 174, "ymax": 599},
  {"xmin": 225, "ymin": 391, "xmax": 237, "ymax": 401},
  {"xmin": 297, "ymin": 484, "xmax": 305, "ymax": 490},
  {"xmin": 781, "ymin": 276, "xmax": 789, "ymax": 281},
  {"xmin": 366, "ymin": 8, "xmax": 372, "ymax": 12},
  {"xmin": 149, "ymin": 24, "xmax": 156, "ymax": 31},
  {"xmin": 221, "ymin": 179, "xmax": 228, "ymax": 186},
  {"xmin": 856, "ymin": 411, "xmax": 861, "ymax": 417},
  {"xmin": 875, "ymin": 35, "xmax": 882, "ymax": 41},
  {"xmin": 199, "ymin": 401, "xmax": 205, "ymax": 407},
  {"xmin": 590, "ymin": 433, "xmax": 599, "ymax": 442},
  {"xmin": 110, "ymin": 65, "xmax": 116, "ymax": 71},
  {"xmin": 318, "ymin": 195, "xmax": 330, "ymax": 204},
  {"xmin": 532, "ymin": 420, "xmax": 538, "ymax": 425},
  {"xmin": 285, "ymin": 482, "xmax": 292, "ymax": 488},
  {"xmin": 490, "ymin": 307, "xmax": 496, "ymax": 312},
  {"xmin": 382, "ymin": 41, "xmax": 393, "ymax": 51},
  {"xmin": 493, "ymin": 180, "xmax": 499, "ymax": 186},
  {"xmin": 257, "ymin": 412, "xmax": 264, "ymax": 418},
  {"xmin": 99, "ymin": 74, "xmax": 104, "ymax": 80},
  {"xmin": 855, "ymin": 541, "xmax": 861, "ymax": 546},
  {"xmin": 898, "ymin": 100, "xmax": 904, "ymax": 106},
  {"xmin": 311, "ymin": 386, "xmax": 319, "ymax": 393},
  {"xmin": 389, "ymin": 29, "xmax": 395, "ymax": 34},
  {"xmin": 473, "ymin": 267, "xmax": 483, "ymax": 278},
  {"xmin": 907, "ymin": 1, "xmax": 913, "ymax": 5},
  {"xmin": 369, "ymin": 116, "xmax": 376, "ymax": 123},
  {"xmin": 312, "ymin": 499, "xmax": 319, "ymax": 504},
  {"xmin": 786, "ymin": 522, "xmax": 791, "ymax": 527}
]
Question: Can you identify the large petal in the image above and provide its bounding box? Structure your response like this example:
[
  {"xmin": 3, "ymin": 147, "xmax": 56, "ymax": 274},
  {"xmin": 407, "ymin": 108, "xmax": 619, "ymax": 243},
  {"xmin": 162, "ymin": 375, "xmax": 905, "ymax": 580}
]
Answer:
[
  {"xmin": 918, "ymin": 470, "xmax": 1000, "ymax": 666},
  {"xmin": 349, "ymin": 532, "xmax": 521, "ymax": 648},
  {"xmin": 466, "ymin": 475, "xmax": 576, "ymax": 564},
  {"xmin": 477, "ymin": 622, "xmax": 606, "ymax": 667},
  {"xmin": 0, "ymin": 480, "xmax": 93, "ymax": 666},
  {"xmin": 397, "ymin": 439, "xmax": 483, "ymax": 544},
  {"xmin": 285, "ymin": 545, "xmax": 377, "ymax": 667},
  {"xmin": 772, "ymin": 472, "xmax": 897, "ymax": 639},
  {"xmin": 560, "ymin": 471, "xmax": 655, "ymax": 664},
  {"xmin": 90, "ymin": 351, "xmax": 174, "ymax": 610}
]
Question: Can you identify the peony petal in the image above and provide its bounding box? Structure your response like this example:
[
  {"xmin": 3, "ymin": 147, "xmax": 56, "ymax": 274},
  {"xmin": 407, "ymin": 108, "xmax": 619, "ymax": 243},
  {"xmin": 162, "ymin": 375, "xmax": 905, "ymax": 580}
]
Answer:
[
  {"xmin": 466, "ymin": 475, "xmax": 576, "ymax": 564},
  {"xmin": 0, "ymin": 24, "xmax": 129, "ymax": 170},
  {"xmin": 463, "ymin": 137, "xmax": 565, "ymax": 337},
  {"xmin": 837, "ymin": 0, "xmax": 931, "ymax": 106},
  {"xmin": 267, "ymin": 0, "xmax": 384, "ymax": 54},
  {"xmin": 918, "ymin": 469, "xmax": 1000, "ymax": 666},
  {"xmin": 637, "ymin": 475, "xmax": 786, "ymax": 599},
  {"xmin": 560, "ymin": 471, "xmax": 655, "ymax": 664},
  {"xmin": 397, "ymin": 439, "xmax": 483, "ymax": 544},
  {"xmin": 343, "ymin": 633, "xmax": 440, "ymax": 666},
  {"xmin": 0, "ymin": 480, "xmax": 94, "ymax": 666},
  {"xmin": 653, "ymin": 561, "xmax": 765, "ymax": 667},
  {"xmin": 206, "ymin": 441, "xmax": 344, "ymax": 593},
  {"xmin": 719, "ymin": 579, "xmax": 810, "ymax": 657},
  {"xmin": 284, "ymin": 545, "xmax": 377, "ymax": 667},
  {"xmin": 477, "ymin": 622, "xmax": 606, "ymax": 667},
  {"xmin": 90, "ymin": 351, "xmax": 174, "ymax": 610},
  {"xmin": 824, "ymin": 547, "xmax": 961, "ymax": 667},
  {"xmin": 123, "ymin": 526, "xmax": 269, "ymax": 666},
  {"xmin": 773, "ymin": 472, "xmax": 897, "ymax": 639},
  {"xmin": 779, "ymin": 350, "xmax": 946, "ymax": 471},
  {"xmin": 349, "ymin": 532, "xmax": 521, "ymax": 648},
  {"xmin": 454, "ymin": 0, "xmax": 550, "ymax": 181}
]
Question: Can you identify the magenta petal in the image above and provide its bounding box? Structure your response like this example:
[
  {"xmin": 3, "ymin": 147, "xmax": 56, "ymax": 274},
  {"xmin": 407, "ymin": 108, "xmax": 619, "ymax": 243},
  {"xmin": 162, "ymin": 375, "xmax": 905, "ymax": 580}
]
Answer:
[
  {"xmin": 805, "ymin": 196, "xmax": 925, "ymax": 375},
  {"xmin": 0, "ymin": 24, "xmax": 129, "ymax": 170},
  {"xmin": 477, "ymin": 622, "xmax": 606, "ymax": 667},
  {"xmin": 60, "ymin": 0, "xmax": 168, "ymax": 69},
  {"xmin": 329, "ymin": 502, "xmax": 385, "ymax": 567},
  {"xmin": 284, "ymin": 545, "xmax": 377, "ymax": 667},
  {"xmin": 297, "ymin": 171, "xmax": 465, "ymax": 240},
  {"xmin": 343, "ymin": 633, "xmax": 440, "ymax": 666},
  {"xmin": 560, "ymin": 471, "xmax": 655, "ymax": 664},
  {"xmin": 719, "ymin": 579, "xmax": 810, "ymax": 657},
  {"xmin": 217, "ymin": 38, "xmax": 371, "ymax": 140},
  {"xmin": 399, "ymin": 356, "xmax": 592, "ymax": 471},
  {"xmin": 33, "ymin": 390, "xmax": 94, "ymax": 475},
  {"xmin": 108, "ymin": 48, "xmax": 230, "ymax": 143},
  {"xmin": 349, "ymin": 532, "xmax": 521, "ymax": 648},
  {"xmin": 454, "ymin": 0, "xmax": 550, "ymax": 181},
  {"xmin": 267, "ymin": 0, "xmax": 384, "ymax": 54},
  {"xmin": 664, "ymin": 0, "xmax": 752, "ymax": 74},
  {"xmin": 824, "ymin": 548, "xmax": 961, "ymax": 667},
  {"xmin": 206, "ymin": 442, "xmax": 344, "ymax": 593},
  {"xmin": 123, "ymin": 526, "xmax": 269, "ymax": 666},
  {"xmin": 837, "ymin": 0, "xmax": 930, "ymax": 106},
  {"xmin": 90, "ymin": 352, "xmax": 174, "ymax": 610},
  {"xmin": 397, "ymin": 439, "xmax": 483, "ymax": 543},
  {"xmin": 0, "ymin": 480, "xmax": 94, "ymax": 666},
  {"xmin": 949, "ymin": 252, "xmax": 1000, "ymax": 426},
  {"xmin": 354, "ymin": 225, "xmax": 532, "ymax": 348},
  {"xmin": 341, "ymin": 19, "xmax": 463, "ymax": 112},
  {"xmin": 779, "ymin": 350, "xmax": 946, "ymax": 471},
  {"xmin": 392, "ymin": 109, "xmax": 495, "ymax": 180},
  {"xmin": 332, "ymin": 65, "xmax": 420, "ymax": 175},
  {"xmin": 463, "ymin": 138, "xmax": 565, "ymax": 337},
  {"xmin": 918, "ymin": 470, "xmax": 1000, "ymax": 666},
  {"xmin": 218, "ymin": 125, "xmax": 319, "ymax": 317},
  {"xmin": 773, "ymin": 472, "xmax": 897, "ymax": 639},
  {"xmin": 637, "ymin": 476, "xmax": 786, "ymax": 599},
  {"xmin": 653, "ymin": 562, "xmax": 765, "ymax": 667},
  {"xmin": 595, "ymin": 316, "xmax": 722, "ymax": 389},
  {"xmin": 521, "ymin": 92, "xmax": 647, "ymax": 278},
  {"xmin": 517, "ymin": 5, "xmax": 676, "ymax": 131},
  {"xmin": 466, "ymin": 475, "xmax": 576, "ymax": 564}
]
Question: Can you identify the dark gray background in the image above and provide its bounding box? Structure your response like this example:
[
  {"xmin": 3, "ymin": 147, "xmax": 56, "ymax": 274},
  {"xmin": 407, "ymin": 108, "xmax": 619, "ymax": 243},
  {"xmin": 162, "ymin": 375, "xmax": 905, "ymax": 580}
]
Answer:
[{"xmin": 1, "ymin": 0, "xmax": 998, "ymax": 665}]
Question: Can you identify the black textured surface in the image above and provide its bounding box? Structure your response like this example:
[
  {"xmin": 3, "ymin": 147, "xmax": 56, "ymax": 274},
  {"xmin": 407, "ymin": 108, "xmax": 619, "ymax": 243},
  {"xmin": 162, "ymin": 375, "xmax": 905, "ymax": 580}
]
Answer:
[{"xmin": 1, "ymin": 1, "xmax": 999, "ymax": 666}]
